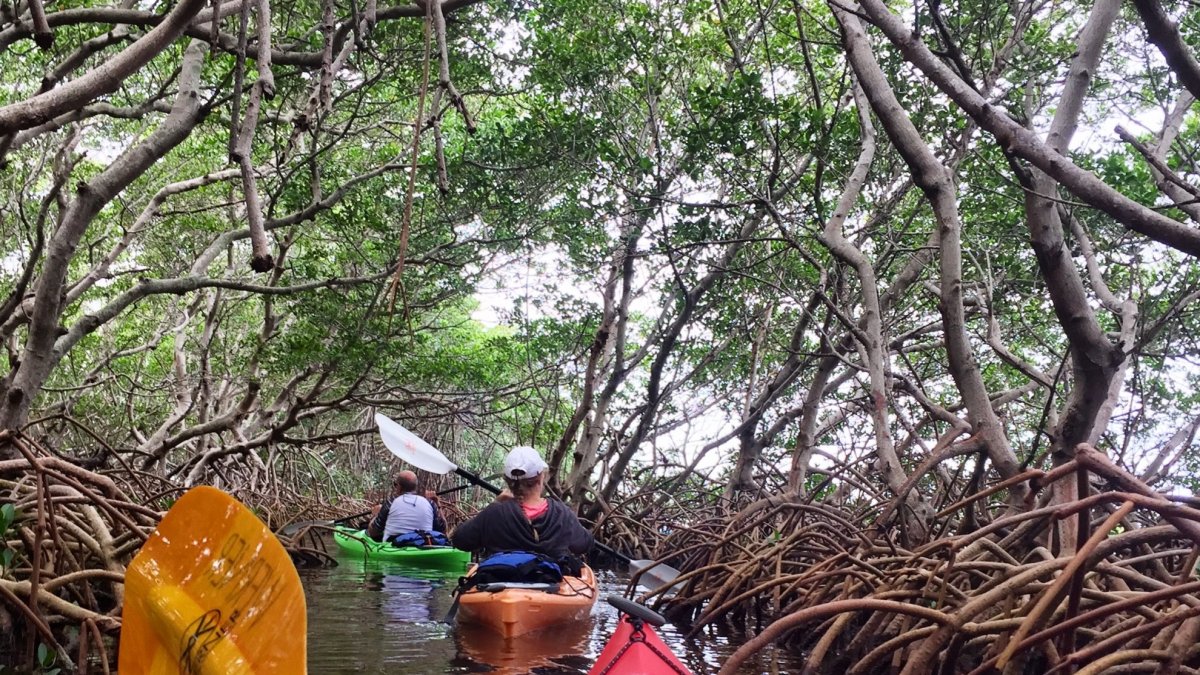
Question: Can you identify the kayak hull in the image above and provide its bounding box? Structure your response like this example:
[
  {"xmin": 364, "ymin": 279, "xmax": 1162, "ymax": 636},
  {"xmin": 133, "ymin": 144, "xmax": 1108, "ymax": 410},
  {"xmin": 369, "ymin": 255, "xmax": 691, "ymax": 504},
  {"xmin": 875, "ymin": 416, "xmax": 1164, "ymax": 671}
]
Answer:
[
  {"xmin": 332, "ymin": 526, "xmax": 470, "ymax": 570},
  {"xmin": 588, "ymin": 615, "xmax": 692, "ymax": 675},
  {"xmin": 457, "ymin": 565, "xmax": 598, "ymax": 638}
]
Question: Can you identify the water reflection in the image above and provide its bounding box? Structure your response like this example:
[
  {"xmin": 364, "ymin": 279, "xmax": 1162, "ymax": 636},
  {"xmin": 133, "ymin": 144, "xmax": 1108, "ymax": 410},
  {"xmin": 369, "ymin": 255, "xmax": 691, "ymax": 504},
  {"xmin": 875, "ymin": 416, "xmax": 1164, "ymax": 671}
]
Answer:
[
  {"xmin": 348, "ymin": 565, "xmax": 445, "ymax": 627},
  {"xmin": 455, "ymin": 619, "xmax": 592, "ymax": 674},
  {"xmin": 378, "ymin": 574, "xmax": 436, "ymax": 623},
  {"xmin": 304, "ymin": 559, "xmax": 459, "ymax": 673},
  {"xmin": 302, "ymin": 560, "xmax": 803, "ymax": 674}
]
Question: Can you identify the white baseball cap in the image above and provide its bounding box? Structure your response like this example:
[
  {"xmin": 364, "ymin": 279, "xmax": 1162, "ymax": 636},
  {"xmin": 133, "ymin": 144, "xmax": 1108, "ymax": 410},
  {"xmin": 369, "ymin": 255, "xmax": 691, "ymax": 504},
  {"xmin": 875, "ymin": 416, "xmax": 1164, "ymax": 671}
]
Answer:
[{"xmin": 504, "ymin": 446, "xmax": 548, "ymax": 479}]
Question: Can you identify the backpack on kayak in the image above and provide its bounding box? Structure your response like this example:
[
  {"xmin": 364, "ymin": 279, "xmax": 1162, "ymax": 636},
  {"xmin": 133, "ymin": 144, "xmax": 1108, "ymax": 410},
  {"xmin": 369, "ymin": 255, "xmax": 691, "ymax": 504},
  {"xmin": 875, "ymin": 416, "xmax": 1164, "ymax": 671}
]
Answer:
[
  {"xmin": 389, "ymin": 529, "xmax": 451, "ymax": 548},
  {"xmin": 463, "ymin": 551, "xmax": 564, "ymax": 588}
]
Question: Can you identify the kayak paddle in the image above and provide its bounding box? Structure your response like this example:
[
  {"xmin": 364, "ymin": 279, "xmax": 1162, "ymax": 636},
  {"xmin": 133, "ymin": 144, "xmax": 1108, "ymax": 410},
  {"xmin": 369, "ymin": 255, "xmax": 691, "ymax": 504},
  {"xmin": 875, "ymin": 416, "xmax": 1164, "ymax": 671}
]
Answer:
[
  {"xmin": 376, "ymin": 413, "xmax": 500, "ymax": 493},
  {"xmin": 120, "ymin": 486, "xmax": 307, "ymax": 675},
  {"xmin": 277, "ymin": 509, "xmax": 372, "ymax": 537},
  {"xmin": 374, "ymin": 412, "xmax": 683, "ymax": 591},
  {"xmin": 278, "ymin": 483, "xmax": 483, "ymax": 537}
]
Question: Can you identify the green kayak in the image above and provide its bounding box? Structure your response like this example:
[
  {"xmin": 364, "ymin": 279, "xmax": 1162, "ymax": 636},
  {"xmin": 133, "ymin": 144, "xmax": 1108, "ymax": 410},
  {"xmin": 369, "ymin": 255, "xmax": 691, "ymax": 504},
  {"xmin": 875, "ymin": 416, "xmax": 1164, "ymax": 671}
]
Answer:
[{"xmin": 332, "ymin": 527, "xmax": 470, "ymax": 570}]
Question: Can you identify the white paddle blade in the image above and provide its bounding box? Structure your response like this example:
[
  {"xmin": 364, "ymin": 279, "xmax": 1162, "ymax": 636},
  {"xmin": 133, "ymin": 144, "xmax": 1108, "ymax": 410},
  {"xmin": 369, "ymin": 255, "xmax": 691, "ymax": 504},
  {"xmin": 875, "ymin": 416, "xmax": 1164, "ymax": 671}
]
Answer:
[
  {"xmin": 630, "ymin": 559, "xmax": 683, "ymax": 595},
  {"xmin": 375, "ymin": 413, "xmax": 457, "ymax": 474}
]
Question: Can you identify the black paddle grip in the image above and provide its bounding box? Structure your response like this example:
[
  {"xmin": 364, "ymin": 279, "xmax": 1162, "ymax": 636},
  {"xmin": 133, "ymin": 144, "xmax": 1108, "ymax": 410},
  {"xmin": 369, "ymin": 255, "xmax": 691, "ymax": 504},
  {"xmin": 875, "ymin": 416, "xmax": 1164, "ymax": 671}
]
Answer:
[{"xmin": 606, "ymin": 594, "xmax": 667, "ymax": 627}]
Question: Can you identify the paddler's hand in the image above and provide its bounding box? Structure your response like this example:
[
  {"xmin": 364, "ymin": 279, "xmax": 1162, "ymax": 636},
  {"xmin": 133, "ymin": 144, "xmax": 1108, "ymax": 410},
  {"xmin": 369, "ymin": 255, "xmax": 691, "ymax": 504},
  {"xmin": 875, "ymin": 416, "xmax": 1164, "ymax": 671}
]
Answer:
[
  {"xmin": 370, "ymin": 503, "xmax": 382, "ymax": 519},
  {"xmin": 496, "ymin": 489, "xmax": 514, "ymax": 502},
  {"xmin": 424, "ymin": 489, "xmax": 439, "ymax": 503}
]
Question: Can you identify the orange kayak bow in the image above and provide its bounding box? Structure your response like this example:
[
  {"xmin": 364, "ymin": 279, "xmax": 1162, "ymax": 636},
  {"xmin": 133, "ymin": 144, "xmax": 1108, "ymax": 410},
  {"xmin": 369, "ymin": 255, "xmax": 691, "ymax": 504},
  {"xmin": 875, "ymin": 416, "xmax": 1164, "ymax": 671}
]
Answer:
[{"xmin": 456, "ymin": 565, "xmax": 598, "ymax": 638}]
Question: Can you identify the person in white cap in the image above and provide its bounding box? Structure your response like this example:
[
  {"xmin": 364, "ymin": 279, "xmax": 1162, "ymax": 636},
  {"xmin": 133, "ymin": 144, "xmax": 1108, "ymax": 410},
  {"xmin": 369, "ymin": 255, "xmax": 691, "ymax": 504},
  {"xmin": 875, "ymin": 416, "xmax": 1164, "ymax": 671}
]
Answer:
[{"xmin": 451, "ymin": 446, "xmax": 593, "ymax": 561}]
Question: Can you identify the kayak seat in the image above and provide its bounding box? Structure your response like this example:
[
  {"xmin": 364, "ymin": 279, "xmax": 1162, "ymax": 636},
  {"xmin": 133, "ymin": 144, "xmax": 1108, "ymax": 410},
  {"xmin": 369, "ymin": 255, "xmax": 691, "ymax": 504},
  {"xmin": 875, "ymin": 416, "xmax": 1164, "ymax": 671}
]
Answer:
[
  {"xmin": 474, "ymin": 582, "xmax": 561, "ymax": 592},
  {"xmin": 394, "ymin": 544, "xmax": 456, "ymax": 550}
]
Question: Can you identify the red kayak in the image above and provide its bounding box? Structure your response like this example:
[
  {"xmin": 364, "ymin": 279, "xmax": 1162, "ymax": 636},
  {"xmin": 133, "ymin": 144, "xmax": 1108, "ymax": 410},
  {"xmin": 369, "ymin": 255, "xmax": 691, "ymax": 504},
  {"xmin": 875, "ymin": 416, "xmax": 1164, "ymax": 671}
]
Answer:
[{"xmin": 589, "ymin": 595, "xmax": 692, "ymax": 675}]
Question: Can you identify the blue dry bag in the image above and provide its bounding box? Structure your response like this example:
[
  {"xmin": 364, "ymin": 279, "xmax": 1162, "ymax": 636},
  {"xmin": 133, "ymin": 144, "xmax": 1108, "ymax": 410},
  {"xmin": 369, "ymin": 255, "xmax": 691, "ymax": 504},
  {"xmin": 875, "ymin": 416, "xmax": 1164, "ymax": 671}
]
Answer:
[
  {"xmin": 466, "ymin": 551, "xmax": 564, "ymax": 587},
  {"xmin": 389, "ymin": 529, "xmax": 451, "ymax": 548}
]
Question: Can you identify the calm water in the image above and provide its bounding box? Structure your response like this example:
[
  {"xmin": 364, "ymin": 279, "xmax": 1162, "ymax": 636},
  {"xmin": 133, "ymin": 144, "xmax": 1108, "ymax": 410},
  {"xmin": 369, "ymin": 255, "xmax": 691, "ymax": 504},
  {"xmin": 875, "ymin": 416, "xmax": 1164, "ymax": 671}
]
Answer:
[{"xmin": 300, "ymin": 557, "xmax": 801, "ymax": 674}]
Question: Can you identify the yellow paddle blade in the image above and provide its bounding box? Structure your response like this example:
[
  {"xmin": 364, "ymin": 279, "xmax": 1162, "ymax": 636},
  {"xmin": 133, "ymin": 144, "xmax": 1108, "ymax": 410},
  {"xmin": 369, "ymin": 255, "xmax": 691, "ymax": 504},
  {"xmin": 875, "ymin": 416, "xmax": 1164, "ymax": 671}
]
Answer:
[{"xmin": 119, "ymin": 486, "xmax": 307, "ymax": 675}]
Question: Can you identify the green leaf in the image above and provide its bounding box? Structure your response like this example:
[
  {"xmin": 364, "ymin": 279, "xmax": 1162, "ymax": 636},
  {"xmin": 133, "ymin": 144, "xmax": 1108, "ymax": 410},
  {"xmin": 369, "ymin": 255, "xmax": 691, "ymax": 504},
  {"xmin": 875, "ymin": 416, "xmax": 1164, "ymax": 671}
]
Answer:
[{"xmin": 0, "ymin": 503, "xmax": 13, "ymax": 532}]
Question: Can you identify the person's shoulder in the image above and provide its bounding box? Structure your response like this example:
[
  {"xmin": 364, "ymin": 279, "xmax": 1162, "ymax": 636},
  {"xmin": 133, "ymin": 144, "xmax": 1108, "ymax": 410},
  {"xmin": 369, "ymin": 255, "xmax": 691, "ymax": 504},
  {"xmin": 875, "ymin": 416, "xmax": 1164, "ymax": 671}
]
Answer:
[
  {"xmin": 485, "ymin": 499, "xmax": 526, "ymax": 519},
  {"xmin": 545, "ymin": 499, "xmax": 580, "ymax": 517}
]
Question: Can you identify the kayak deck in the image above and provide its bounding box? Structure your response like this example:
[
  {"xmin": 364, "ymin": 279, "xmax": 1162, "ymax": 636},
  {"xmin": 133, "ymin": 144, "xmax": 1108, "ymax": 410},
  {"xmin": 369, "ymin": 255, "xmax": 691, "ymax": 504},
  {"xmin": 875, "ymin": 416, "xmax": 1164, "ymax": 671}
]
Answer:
[
  {"xmin": 457, "ymin": 565, "xmax": 598, "ymax": 638},
  {"xmin": 589, "ymin": 614, "xmax": 692, "ymax": 675},
  {"xmin": 332, "ymin": 526, "xmax": 470, "ymax": 570}
]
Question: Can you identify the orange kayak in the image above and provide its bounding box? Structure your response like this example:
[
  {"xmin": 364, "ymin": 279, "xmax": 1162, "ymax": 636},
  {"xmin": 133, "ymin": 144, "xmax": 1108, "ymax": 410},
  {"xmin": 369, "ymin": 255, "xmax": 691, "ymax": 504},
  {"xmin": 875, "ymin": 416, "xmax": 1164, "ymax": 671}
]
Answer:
[{"xmin": 456, "ymin": 565, "xmax": 598, "ymax": 637}]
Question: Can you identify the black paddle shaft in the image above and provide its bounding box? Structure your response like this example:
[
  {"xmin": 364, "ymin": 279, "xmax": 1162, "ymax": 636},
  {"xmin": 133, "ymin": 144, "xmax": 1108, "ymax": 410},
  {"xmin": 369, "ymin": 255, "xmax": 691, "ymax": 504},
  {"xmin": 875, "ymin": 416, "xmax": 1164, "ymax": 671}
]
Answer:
[
  {"xmin": 454, "ymin": 467, "xmax": 501, "ymax": 494},
  {"xmin": 332, "ymin": 510, "xmax": 372, "ymax": 525}
]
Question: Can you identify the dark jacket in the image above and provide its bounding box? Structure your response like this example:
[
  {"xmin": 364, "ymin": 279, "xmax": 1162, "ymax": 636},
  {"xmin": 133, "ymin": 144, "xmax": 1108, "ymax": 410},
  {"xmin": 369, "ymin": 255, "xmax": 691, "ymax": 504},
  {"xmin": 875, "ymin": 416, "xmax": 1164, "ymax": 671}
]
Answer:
[{"xmin": 452, "ymin": 499, "xmax": 593, "ymax": 559}]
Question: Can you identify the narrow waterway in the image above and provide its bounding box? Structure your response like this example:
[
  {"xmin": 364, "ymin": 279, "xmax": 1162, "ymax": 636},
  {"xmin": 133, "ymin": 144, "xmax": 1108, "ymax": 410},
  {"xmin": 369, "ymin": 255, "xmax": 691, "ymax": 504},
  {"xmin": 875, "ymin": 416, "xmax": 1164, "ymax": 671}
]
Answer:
[{"xmin": 301, "ymin": 557, "xmax": 802, "ymax": 674}]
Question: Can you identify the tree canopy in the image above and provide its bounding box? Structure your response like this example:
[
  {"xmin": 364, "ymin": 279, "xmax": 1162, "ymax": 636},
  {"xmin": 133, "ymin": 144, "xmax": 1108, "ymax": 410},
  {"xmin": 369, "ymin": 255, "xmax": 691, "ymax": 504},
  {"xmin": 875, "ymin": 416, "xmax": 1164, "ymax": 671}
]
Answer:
[{"xmin": 1, "ymin": 0, "xmax": 1199, "ymax": 511}]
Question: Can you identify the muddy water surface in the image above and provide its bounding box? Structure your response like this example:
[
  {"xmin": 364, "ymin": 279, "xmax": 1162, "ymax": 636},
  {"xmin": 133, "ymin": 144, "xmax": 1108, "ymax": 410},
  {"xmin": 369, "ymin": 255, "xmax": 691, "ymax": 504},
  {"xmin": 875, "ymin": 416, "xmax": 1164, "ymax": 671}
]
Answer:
[{"xmin": 300, "ymin": 558, "xmax": 802, "ymax": 674}]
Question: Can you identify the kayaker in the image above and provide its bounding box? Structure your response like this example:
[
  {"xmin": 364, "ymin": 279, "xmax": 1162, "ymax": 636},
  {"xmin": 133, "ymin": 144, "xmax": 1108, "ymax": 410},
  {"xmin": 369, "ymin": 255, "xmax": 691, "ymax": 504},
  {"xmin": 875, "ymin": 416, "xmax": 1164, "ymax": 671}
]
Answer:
[
  {"xmin": 367, "ymin": 470, "xmax": 447, "ymax": 543},
  {"xmin": 451, "ymin": 446, "xmax": 593, "ymax": 562}
]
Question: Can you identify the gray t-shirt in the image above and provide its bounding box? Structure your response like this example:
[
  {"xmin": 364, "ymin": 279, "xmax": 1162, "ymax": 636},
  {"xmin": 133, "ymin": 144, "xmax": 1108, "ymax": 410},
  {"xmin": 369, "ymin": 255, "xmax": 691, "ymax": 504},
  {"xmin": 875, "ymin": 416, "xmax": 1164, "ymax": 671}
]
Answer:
[{"xmin": 380, "ymin": 494, "xmax": 435, "ymax": 539}]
